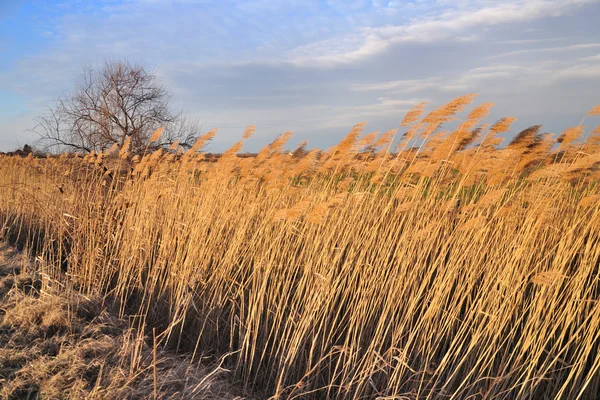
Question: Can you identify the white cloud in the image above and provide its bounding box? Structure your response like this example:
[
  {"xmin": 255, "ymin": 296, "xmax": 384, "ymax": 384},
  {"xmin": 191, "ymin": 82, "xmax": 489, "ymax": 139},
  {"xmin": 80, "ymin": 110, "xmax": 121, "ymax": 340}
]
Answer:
[
  {"xmin": 489, "ymin": 43, "xmax": 600, "ymax": 59},
  {"xmin": 350, "ymin": 78, "xmax": 442, "ymax": 93},
  {"xmin": 288, "ymin": 0, "xmax": 600, "ymax": 66},
  {"xmin": 437, "ymin": 64, "xmax": 551, "ymax": 92},
  {"xmin": 558, "ymin": 63, "xmax": 600, "ymax": 78},
  {"xmin": 494, "ymin": 38, "xmax": 565, "ymax": 45},
  {"xmin": 581, "ymin": 54, "xmax": 600, "ymax": 62},
  {"xmin": 432, "ymin": 58, "xmax": 600, "ymax": 95}
]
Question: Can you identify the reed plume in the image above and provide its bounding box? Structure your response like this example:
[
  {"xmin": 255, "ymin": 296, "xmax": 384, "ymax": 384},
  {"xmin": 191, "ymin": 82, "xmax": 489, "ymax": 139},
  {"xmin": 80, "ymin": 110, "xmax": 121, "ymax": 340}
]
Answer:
[{"xmin": 1, "ymin": 95, "xmax": 599, "ymax": 400}]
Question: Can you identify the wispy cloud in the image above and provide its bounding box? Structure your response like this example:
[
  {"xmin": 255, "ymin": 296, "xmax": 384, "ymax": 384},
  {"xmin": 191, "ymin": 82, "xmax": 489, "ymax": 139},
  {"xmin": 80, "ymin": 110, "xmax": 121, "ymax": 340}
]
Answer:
[
  {"xmin": 288, "ymin": 0, "xmax": 600, "ymax": 66},
  {"xmin": 558, "ymin": 63, "xmax": 600, "ymax": 78},
  {"xmin": 581, "ymin": 54, "xmax": 600, "ymax": 62},
  {"xmin": 350, "ymin": 78, "xmax": 442, "ymax": 93},
  {"xmin": 494, "ymin": 38, "xmax": 566, "ymax": 45},
  {"xmin": 490, "ymin": 43, "xmax": 600, "ymax": 59}
]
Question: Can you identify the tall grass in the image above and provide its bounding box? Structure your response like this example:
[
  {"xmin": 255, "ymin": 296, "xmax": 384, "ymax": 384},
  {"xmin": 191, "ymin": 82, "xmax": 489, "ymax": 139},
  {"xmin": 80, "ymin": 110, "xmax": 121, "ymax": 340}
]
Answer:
[{"xmin": 1, "ymin": 96, "xmax": 600, "ymax": 399}]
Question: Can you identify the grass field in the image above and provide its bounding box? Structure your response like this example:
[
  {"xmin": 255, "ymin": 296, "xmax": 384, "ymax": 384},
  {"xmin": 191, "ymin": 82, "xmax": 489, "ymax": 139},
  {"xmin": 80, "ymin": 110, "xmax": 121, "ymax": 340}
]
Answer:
[{"xmin": 1, "ymin": 95, "xmax": 600, "ymax": 399}]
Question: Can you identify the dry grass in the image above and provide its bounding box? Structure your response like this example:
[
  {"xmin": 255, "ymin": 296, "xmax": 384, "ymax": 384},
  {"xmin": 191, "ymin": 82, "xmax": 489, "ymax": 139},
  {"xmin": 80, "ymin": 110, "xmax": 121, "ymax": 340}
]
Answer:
[
  {"xmin": 0, "ymin": 96, "xmax": 600, "ymax": 399},
  {"xmin": 0, "ymin": 243, "xmax": 245, "ymax": 399}
]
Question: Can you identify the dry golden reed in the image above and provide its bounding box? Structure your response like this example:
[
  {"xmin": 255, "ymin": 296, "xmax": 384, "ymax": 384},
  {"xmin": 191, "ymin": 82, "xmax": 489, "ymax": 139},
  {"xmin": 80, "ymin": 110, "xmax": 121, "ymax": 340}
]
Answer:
[
  {"xmin": 149, "ymin": 127, "xmax": 164, "ymax": 143},
  {"xmin": 242, "ymin": 124, "xmax": 256, "ymax": 139},
  {"xmin": 1, "ymin": 96, "xmax": 600, "ymax": 400}
]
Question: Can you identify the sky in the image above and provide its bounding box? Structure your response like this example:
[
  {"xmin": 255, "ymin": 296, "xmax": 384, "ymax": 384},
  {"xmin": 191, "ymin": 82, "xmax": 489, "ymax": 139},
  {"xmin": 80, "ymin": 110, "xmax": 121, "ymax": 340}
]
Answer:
[{"xmin": 0, "ymin": 0, "xmax": 600, "ymax": 152}]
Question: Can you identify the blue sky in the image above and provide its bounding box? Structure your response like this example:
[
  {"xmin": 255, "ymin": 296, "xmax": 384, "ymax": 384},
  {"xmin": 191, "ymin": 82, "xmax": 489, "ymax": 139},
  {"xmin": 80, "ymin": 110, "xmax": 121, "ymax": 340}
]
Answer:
[{"xmin": 1, "ymin": 0, "xmax": 600, "ymax": 151}]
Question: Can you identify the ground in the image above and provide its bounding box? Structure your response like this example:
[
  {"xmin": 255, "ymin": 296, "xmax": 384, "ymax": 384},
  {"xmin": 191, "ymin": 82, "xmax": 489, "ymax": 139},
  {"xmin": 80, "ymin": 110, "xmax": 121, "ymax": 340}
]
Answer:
[{"xmin": 0, "ymin": 243, "xmax": 246, "ymax": 400}]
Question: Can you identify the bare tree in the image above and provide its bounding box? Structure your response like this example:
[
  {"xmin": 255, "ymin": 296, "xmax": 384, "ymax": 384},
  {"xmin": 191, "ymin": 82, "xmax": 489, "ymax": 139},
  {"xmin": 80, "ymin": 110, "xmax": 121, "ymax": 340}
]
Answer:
[{"xmin": 33, "ymin": 60, "xmax": 200, "ymax": 154}]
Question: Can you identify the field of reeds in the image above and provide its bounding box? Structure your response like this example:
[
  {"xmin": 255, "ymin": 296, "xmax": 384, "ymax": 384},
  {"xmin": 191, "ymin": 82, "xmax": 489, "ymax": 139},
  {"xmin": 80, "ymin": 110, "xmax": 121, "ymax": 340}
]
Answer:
[{"xmin": 1, "ymin": 95, "xmax": 600, "ymax": 399}]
